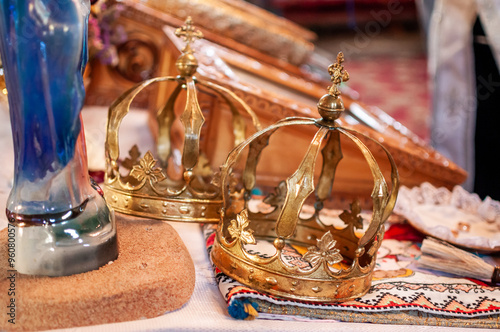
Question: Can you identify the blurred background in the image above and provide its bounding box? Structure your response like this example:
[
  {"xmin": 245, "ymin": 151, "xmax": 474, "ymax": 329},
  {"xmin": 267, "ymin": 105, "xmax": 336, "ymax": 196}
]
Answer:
[
  {"xmin": 246, "ymin": 0, "xmax": 431, "ymax": 141},
  {"xmin": 5, "ymin": 0, "xmax": 497, "ymax": 199}
]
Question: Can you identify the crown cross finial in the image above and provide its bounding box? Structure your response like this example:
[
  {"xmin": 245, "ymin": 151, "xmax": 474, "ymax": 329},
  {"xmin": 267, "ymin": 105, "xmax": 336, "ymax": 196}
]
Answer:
[
  {"xmin": 327, "ymin": 52, "xmax": 349, "ymax": 97},
  {"xmin": 175, "ymin": 16, "xmax": 204, "ymax": 54},
  {"xmin": 317, "ymin": 51, "xmax": 350, "ymax": 122}
]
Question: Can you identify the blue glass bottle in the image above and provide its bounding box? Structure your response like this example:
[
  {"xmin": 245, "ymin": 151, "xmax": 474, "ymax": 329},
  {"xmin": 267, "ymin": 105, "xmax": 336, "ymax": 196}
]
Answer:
[{"xmin": 0, "ymin": 0, "xmax": 118, "ymax": 276}]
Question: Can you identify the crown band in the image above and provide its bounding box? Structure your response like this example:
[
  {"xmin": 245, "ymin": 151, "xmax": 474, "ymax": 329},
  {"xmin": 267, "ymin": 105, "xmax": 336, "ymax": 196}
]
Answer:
[{"xmin": 104, "ymin": 186, "xmax": 221, "ymax": 222}]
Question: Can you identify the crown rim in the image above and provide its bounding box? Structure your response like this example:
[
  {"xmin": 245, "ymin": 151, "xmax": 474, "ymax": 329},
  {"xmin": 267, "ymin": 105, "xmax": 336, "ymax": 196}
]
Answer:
[
  {"xmin": 211, "ymin": 240, "xmax": 375, "ymax": 302},
  {"xmin": 104, "ymin": 186, "xmax": 221, "ymax": 222},
  {"xmin": 211, "ymin": 210, "xmax": 384, "ymax": 302}
]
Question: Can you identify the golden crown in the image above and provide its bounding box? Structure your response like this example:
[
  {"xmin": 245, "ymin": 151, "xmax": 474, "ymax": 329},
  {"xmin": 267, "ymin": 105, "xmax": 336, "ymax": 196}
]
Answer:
[
  {"xmin": 211, "ymin": 52, "xmax": 399, "ymax": 302},
  {"xmin": 103, "ymin": 17, "xmax": 261, "ymax": 222}
]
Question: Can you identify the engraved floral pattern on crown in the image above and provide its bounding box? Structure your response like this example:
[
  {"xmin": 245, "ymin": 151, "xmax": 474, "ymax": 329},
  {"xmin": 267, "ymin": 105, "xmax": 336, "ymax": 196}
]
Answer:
[
  {"xmin": 303, "ymin": 232, "xmax": 343, "ymax": 268},
  {"xmin": 130, "ymin": 151, "xmax": 166, "ymax": 183},
  {"xmin": 228, "ymin": 209, "xmax": 256, "ymax": 245}
]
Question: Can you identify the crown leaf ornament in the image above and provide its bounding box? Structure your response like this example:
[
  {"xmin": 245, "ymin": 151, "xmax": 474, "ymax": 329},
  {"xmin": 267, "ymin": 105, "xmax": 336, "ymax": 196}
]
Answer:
[
  {"xmin": 211, "ymin": 52, "xmax": 399, "ymax": 302},
  {"xmin": 104, "ymin": 17, "xmax": 261, "ymax": 222}
]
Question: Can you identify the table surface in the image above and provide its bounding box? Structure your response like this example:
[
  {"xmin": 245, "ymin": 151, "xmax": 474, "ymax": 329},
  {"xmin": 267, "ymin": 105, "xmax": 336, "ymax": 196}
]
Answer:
[{"xmin": 0, "ymin": 104, "xmax": 492, "ymax": 331}]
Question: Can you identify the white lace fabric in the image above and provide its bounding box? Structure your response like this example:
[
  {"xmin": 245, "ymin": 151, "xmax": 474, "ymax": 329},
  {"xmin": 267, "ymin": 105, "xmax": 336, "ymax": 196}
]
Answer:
[{"xmin": 395, "ymin": 182, "xmax": 500, "ymax": 251}]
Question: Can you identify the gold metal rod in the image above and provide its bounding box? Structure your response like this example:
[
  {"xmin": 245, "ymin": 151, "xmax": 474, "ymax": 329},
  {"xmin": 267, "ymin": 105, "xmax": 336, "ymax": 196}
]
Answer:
[
  {"xmin": 198, "ymin": 79, "xmax": 262, "ymax": 131},
  {"xmin": 242, "ymin": 130, "xmax": 275, "ymax": 191},
  {"xmin": 275, "ymin": 126, "xmax": 329, "ymax": 239},
  {"xmin": 197, "ymin": 82, "xmax": 248, "ymax": 146},
  {"xmin": 220, "ymin": 118, "xmax": 316, "ymax": 213},
  {"xmin": 105, "ymin": 76, "xmax": 178, "ymax": 165},
  {"xmin": 180, "ymin": 76, "xmax": 205, "ymax": 170},
  {"xmin": 157, "ymin": 83, "xmax": 183, "ymax": 166},
  {"xmin": 315, "ymin": 130, "xmax": 343, "ymax": 205},
  {"xmin": 339, "ymin": 128, "xmax": 399, "ymax": 226},
  {"xmin": 337, "ymin": 127, "xmax": 398, "ymax": 247}
]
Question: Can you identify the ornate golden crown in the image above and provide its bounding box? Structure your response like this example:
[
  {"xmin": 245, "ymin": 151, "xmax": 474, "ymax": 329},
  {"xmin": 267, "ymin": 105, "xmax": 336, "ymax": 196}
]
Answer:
[
  {"xmin": 211, "ymin": 52, "xmax": 399, "ymax": 302},
  {"xmin": 104, "ymin": 17, "xmax": 261, "ymax": 222}
]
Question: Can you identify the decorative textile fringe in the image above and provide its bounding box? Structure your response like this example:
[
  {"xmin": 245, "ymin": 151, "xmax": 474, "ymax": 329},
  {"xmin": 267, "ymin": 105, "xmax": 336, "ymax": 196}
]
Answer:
[
  {"xmin": 228, "ymin": 299, "xmax": 259, "ymax": 320},
  {"xmin": 419, "ymin": 237, "xmax": 500, "ymax": 284}
]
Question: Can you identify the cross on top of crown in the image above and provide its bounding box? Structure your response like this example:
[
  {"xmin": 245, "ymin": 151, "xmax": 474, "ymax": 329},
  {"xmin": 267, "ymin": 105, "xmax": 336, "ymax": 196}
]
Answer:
[
  {"xmin": 327, "ymin": 52, "xmax": 349, "ymax": 97},
  {"xmin": 175, "ymin": 16, "xmax": 204, "ymax": 54}
]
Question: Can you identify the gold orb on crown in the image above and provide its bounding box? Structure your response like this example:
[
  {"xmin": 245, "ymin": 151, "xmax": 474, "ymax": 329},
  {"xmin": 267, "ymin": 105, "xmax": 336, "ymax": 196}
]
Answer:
[
  {"xmin": 211, "ymin": 52, "xmax": 399, "ymax": 301},
  {"xmin": 103, "ymin": 17, "xmax": 261, "ymax": 223}
]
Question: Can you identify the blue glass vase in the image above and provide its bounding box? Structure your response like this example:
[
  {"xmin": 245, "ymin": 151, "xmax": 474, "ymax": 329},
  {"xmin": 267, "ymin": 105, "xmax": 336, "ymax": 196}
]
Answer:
[{"xmin": 0, "ymin": 0, "xmax": 118, "ymax": 276}]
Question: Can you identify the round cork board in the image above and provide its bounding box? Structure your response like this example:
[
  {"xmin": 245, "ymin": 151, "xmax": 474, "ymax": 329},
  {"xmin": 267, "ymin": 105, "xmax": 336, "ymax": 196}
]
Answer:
[{"xmin": 0, "ymin": 214, "xmax": 195, "ymax": 331}]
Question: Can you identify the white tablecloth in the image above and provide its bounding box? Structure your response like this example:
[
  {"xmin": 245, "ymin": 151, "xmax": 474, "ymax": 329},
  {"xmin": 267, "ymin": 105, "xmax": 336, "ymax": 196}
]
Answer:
[{"xmin": 0, "ymin": 104, "xmax": 491, "ymax": 331}]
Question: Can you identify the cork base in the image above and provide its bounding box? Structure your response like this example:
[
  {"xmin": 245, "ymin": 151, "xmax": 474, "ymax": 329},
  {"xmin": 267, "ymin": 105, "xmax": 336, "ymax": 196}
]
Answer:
[{"xmin": 0, "ymin": 214, "xmax": 195, "ymax": 331}]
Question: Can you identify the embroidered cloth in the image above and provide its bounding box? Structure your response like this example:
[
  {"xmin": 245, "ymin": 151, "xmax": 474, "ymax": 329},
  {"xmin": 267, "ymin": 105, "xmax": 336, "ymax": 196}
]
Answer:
[{"xmin": 205, "ymin": 223, "xmax": 500, "ymax": 328}]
